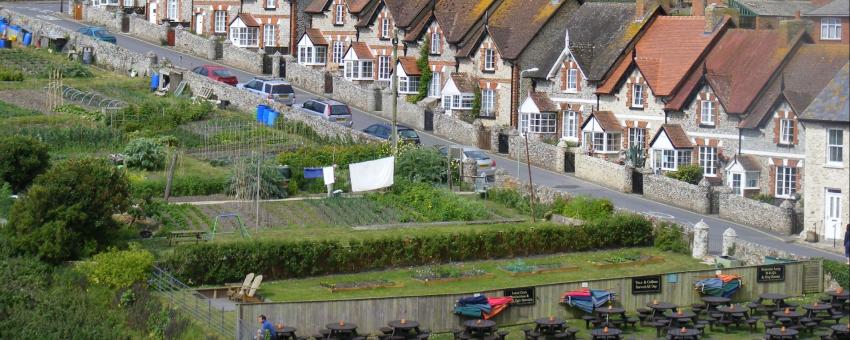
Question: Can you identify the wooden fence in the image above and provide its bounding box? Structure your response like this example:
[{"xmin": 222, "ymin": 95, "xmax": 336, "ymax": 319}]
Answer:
[{"xmin": 236, "ymin": 260, "xmax": 822, "ymax": 338}]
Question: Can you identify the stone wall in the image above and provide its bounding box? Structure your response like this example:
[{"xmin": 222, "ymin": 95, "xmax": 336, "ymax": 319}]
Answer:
[
  {"xmin": 507, "ymin": 134, "xmax": 566, "ymax": 173},
  {"xmin": 127, "ymin": 14, "xmax": 165, "ymax": 43},
  {"xmin": 494, "ymin": 170, "xmax": 572, "ymax": 204},
  {"xmin": 173, "ymin": 26, "xmax": 215, "ymax": 60},
  {"xmin": 378, "ymin": 91, "xmax": 426, "ymax": 131},
  {"xmin": 723, "ymin": 234, "xmax": 802, "ymax": 266},
  {"xmin": 221, "ymin": 42, "xmax": 263, "ymax": 74},
  {"xmin": 283, "ymin": 56, "xmax": 325, "ymax": 94},
  {"xmin": 83, "ymin": 4, "xmax": 120, "ymax": 30},
  {"xmin": 719, "ymin": 193, "xmax": 795, "ymax": 235},
  {"xmin": 575, "ymin": 154, "xmax": 633, "ymax": 192},
  {"xmin": 643, "ymin": 174, "xmax": 711, "ymax": 214},
  {"xmin": 433, "ymin": 113, "xmax": 478, "ymax": 147}
]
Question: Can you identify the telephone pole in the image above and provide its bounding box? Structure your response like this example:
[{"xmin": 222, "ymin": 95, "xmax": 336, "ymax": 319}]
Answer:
[{"xmin": 391, "ymin": 28, "xmax": 399, "ymax": 155}]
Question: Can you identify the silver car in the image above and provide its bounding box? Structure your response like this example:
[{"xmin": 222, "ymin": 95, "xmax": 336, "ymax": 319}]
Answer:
[
  {"xmin": 438, "ymin": 145, "xmax": 497, "ymax": 178},
  {"xmin": 237, "ymin": 78, "xmax": 295, "ymax": 106},
  {"xmin": 297, "ymin": 99, "xmax": 354, "ymax": 128}
]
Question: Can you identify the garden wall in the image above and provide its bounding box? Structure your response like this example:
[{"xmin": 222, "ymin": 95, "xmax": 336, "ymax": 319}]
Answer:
[
  {"xmin": 643, "ymin": 174, "xmax": 711, "ymax": 214},
  {"xmin": 574, "ymin": 154, "xmax": 632, "ymax": 192},
  {"xmin": 173, "ymin": 26, "xmax": 215, "ymax": 60},
  {"xmin": 433, "ymin": 113, "xmax": 477, "ymax": 147},
  {"xmin": 237, "ymin": 261, "xmax": 817, "ymax": 336},
  {"xmin": 127, "ymin": 14, "xmax": 165, "ymax": 43},
  {"xmin": 723, "ymin": 236, "xmax": 802, "ymax": 266},
  {"xmin": 494, "ymin": 170, "xmax": 571, "ymax": 204},
  {"xmin": 719, "ymin": 193, "xmax": 795, "ymax": 235},
  {"xmin": 506, "ymin": 134, "xmax": 566, "ymax": 173},
  {"xmin": 222, "ymin": 42, "xmax": 263, "ymax": 74},
  {"xmin": 283, "ymin": 56, "xmax": 325, "ymax": 94}
]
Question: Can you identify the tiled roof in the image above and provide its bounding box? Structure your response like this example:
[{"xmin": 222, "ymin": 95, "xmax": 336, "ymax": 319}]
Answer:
[
  {"xmin": 736, "ymin": 154, "xmax": 762, "ymax": 171},
  {"xmin": 349, "ymin": 41, "xmax": 375, "ymax": 59},
  {"xmin": 403, "ymin": 13, "xmax": 432, "ymax": 42},
  {"xmin": 529, "ymin": 92, "xmax": 559, "ymax": 112},
  {"xmin": 635, "ymin": 16, "xmax": 728, "ymax": 97},
  {"xmin": 799, "ymin": 63, "xmax": 849, "ymax": 122},
  {"xmin": 741, "ymin": 44, "xmax": 850, "ymax": 128},
  {"xmin": 805, "ymin": 0, "xmax": 850, "ymax": 16},
  {"xmin": 435, "ymin": 0, "xmax": 497, "ymax": 44},
  {"xmin": 736, "ymin": 0, "xmax": 815, "ymax": 16},
  {"xmin": 304, "ymin": 0, "xmax": 330, "ymax": 14},
  {"xmin": 596, "ymin": 50, "xmax": 634, "ymax": 94},
  {"xmin": 385, "ymin": 0, "xmax": 431, "ymax": 28},
  {"xmin": 355, "ymin": 0, "xmax": 382, "ymax": 28},
  {"xmin": 450, "ymin": 73, "xmax": 477, "ymax": 93},
  {"xmin": 664, "ymin": 63, "xmax": 704, "ymax": 111},
  {"xmin": 456, "ymin": 24, "xmax": 486, "ymax": 58},
  {"xmin": 348, "ymin": 0, "xmax": 372, "ymax": 14},
  {"xmin": 653, "ymin": 124, "xmax": 694, "ymax": 149},
  {"xmin": 487, "ymin": 0, "xmax": 571, "ymax": 61},
  {"xmin": 584, "ymin": 111, "xmax": 623, "ymax": 132},
  {"xmin": 398, "ymin": 56, "xmax": 421, "ymax": 76},
  {"xmin": 234, "ymin": 13, "xmax": 259, "ymax": 27},
  {"xmin": 305, "ymin": 28, "xmax": 328, "ymax": 45}
]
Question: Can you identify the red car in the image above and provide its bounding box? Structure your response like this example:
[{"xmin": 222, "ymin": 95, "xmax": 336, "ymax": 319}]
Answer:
[{"xmin": 191, "ymin": 65, "xmax": 238, "ymax": 86}]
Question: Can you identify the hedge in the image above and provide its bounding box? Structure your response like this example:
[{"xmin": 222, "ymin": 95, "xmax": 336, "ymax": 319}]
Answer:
[
  {"xmin": 164, "ymin": 213, "xmax": 653, "ymax": 284},
  {"xmin": 130, "ymin": 175, "xmax": 227, "ymax": 198},
  {"xmin": 822, "ymin": 259, "xmax": 849, "ymax": 289}
]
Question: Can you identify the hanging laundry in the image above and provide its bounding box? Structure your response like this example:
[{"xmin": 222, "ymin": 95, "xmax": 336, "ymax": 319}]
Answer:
[
  {"xmin": 323, "ymin": 166, "xmax": 335, "ymax": 185},
  {"xmin": 303, "ymin": 167, "xmax": 323, "ymax": 179},
  {"xmin": 349, "ymin": 156, "xmax": 394, "ymax": 192}
]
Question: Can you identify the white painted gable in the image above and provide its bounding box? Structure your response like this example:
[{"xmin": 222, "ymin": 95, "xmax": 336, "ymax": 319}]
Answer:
[
  {"xmin": 650, "ymin": 130, "xmax": 674, "ymax": 150},
  {"xmin": 520, "ymin": 96, "xmax": 540, "ymax": 114},
  {"xmin": 582, "ymin": 116, "xmax": 604, "ymax": 133},
  {"xmin": 441, "ymin": 77, "xmax": 461, "ymax": 96}
]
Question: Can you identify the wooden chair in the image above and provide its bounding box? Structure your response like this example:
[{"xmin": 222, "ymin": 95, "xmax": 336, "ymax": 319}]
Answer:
[
  {"xmin": 232, "ymin": 274, "xmax": 263, "ymax": 302},
  {"xmin": 226, "ymin": 273, "xmax": 254, "ymax": 300}
]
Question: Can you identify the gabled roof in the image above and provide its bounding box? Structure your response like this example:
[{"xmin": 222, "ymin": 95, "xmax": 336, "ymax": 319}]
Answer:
[
  {"xmin": 384, "ymin": 0, "xmax": 431, "ymax": 28},
  {"xmin": 450, "ymin": 73, "xmax": 477, "ymax": 93},
  {"xmin": 634, "ymin": 15, "xmax": 728, "ymax": 97},
  {"xmin": 741, "ymin": 44, "xmax": 849, "ymax": 128},
  {"xmin": 348, "ymin": 0, "xmax": 371, "ymax": 13},
  {"xmin": 537, "ymin": 2, "xmax": 656, "ymax": 81},
  {"xmin": 434, "ymin": 0, "xmax": 498, "ymax": 44},
  {"xmin": 456, "ymin": 24, "xmax": 487, "ymax": 58},
  {"xmin": 403, "ymin": 13, "xmax": 433, "ymax": 43},
  {"xmin": 799, "ymin": 63, "xmax": 849, "ymax": 123},
  {"xmin": 804, "ymin": 0, "xmax": 850, "ymax": 16},
  {"xmin": 304, "ymin": 0, "xmax": 331, "ymax": 14},
  {"xmin": 650, "ymin": 124, "xmax": 694, "ymax": 149},
  {"xmin": 525, "ymin": 92, "xmax": 559, "ymax": 112},
  {"xmin": 344, "ymin": 41, "xmax": 375, "ymax": 59},
  {"xmin": 665, "ymin": 28, "xmax": 800, "ymax": 113},
  {"xmin": 397, "ymin": 56, "xmax": 421, "ymax": 76},
  {"xmin": 303, "ymin": 28, "xmax": 329, "ymax": 45},
  {"xmin": 735, "ymin": 0, "xmax": 815, "ymax": 16},
  {"xmin": 231, "ymin": 13, "xmax": 259, "ymax": 27},
  {"xmin": 726, "ymin": 154, "xmax": 762, "ymax": 172},
  {"xmin": 487, "ymin": 0, "xmax": 572, "ymax": 61},
  {"xmin": 581, "ymin": 111, "xmax": 623, "ymax": 132},
  {"xmin": 596, "ymin": 50, "xmax": 634, "ymax": 94},
  {"xmin": 355, "ymin": 0, "xmax": 384, "ymax": 28}
]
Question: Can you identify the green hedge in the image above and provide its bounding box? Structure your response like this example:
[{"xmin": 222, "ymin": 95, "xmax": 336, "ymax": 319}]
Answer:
[
  {"xmin": 164, "ymin": 214, "xmax": 654, "ymax": 284},
  {"xmin": 822, "ymin": 259, "xmax": 849, "ymax": 289},
  {"xmin": 130, "ymin": 175, "xmax": 227, "ymax": 198}
]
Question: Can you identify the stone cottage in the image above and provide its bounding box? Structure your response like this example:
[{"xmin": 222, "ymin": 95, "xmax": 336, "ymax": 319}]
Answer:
[{"xmin": 187, "ymin": 0, "xmax": 293, "ymax": 52}]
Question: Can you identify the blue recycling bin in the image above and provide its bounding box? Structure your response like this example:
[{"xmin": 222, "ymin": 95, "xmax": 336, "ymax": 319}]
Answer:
[
  {"xmin": 266, "ymin": 109, "xmax": 279, "ymax": 126},
  {"xmin": 257, "ymin": 104, "xmax": 269, "ymax": 123},
  {"xmin": 0, "ymin": 21, "xmax": 7, "ymax": 36},
  {"xmin": 150, "ymin": 73, "xmax": 160, "ymax": 91},
  {"xmin": 22, "ymin": 32, "xmax": 32, "ymax": 46},
  {"xmin": 0, "ymin": 40, "xmax": 7, "ymax": 49}
]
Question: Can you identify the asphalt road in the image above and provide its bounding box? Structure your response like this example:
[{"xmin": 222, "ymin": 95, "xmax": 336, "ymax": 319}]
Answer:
[{"xmin": 6, "ymin": 2, "xmax": 844, "ymax": 261}]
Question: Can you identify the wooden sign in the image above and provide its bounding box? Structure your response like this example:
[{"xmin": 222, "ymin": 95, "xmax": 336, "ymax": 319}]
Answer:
[
  {"xmin": 504, "ymin": 287, "xmax": 535, "ymax": 305},
  {"xmin": 632, "ymin": 275, "xmax": 662, "ymax": 294},
  {"xmin": 757, "ymin": 264, "xmax": 785, "ymax": 282}
]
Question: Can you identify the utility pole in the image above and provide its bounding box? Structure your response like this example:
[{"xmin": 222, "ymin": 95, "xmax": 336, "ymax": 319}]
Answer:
[
  {"xmin": 391, "ymin": 28, "xmax": 399, "ymax": 155},
  {"xmin": 525, "ymin": 133, "xmax": 536, "ymax": 223}
]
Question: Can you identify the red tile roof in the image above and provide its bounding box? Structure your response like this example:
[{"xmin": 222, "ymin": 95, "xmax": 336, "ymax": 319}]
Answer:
[
  {"xmin": 348, "ymin": 0, "xmax": 371, "ymax": 13},
  {"xmin": 305, "ymin": 28, "xmax": 328, "ymax": 45},
  {"xmin": 529, "ymin": 92, "xmax": 559, "ymax": 112},
  {"xmin": 635, "ymin": 16, "xmax": 728, "ymax": 97},
  {"xmin": 652, "ymin": 124, "xmax": 693, "ymax": 148},
  {"xmin": 596, "ymin": 50, "xmax": 634, "ymax": 94},
  {"xmin": 235, "ymin": 13, "xmax": 259, "ymax": 27},
  {"xmin": 349, "ymin": 42, "xmax": 374, "ymax": 59},
  {"xmin": 583, "ymin": 111, "xmax": 623, "ymax": 132},
  {"xmin": 304, "ymin": 0, "xmax": 330, "ymax": 14},
  {"xmin": 385, "ymin": 0, "xmax": 431, "ymax": 28},
  {"xmin": 398, "ymin": 56, "xmax": 421, "ymax": 76}
]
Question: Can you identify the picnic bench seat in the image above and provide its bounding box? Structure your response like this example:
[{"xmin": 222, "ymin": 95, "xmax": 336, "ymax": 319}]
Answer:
[{"xmin": 167, "ymin": 230, "xmax": 207, "ymax": 246}]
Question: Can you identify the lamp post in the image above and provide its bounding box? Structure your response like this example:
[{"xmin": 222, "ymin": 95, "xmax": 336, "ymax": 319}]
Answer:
[{"xmin": 519, "ymin": 67, "xmax": 539, "ymax": 222}]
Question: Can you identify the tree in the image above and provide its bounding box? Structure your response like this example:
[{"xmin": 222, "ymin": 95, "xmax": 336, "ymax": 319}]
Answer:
[
  {"xmin": 0, "ymin": 136, "xmax": 50, "ymax": 193},
  {"xmin": 4, "ymin": 158, "xmax": 130, "ymax": 263},
  {"xmin": 412, "ymin": 37, "xmax": 433, "ymax": 103}
]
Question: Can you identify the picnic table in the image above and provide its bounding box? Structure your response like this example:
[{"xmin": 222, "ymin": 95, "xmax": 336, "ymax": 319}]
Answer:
[
  {"xmin": 760, "ymin": 293, "xmax": 791, "ymax": 307},
  {"xmin": 388, "ymin": 320, "xmax": 421, "ymax": 337},
  {"xmin": 772, "ymin": 310, "xmax": 804, "ymax": 327},
  {"xmin": 829, "ymin": 324, "xmax": 850, "ymax": 337},
  {"xmin": 326, "ymin": 322, "xmax": 358, "ymax": 339},
  {"xmin": 647, "ymin": 302, "xmax": 677, "ymax": 319},
  {"xmin": 665, "ymin": 311, "xmax": 696, "ymax": 328},
  {"xmin": 275, "ymin": 326, "xmax": 297, "ymax": 340},
  {"xmin": 464, "ymin": 320, "xmax": 496, "ymax": 337},
  {"xmin": 667, "ymin": 328, "xmax": 699, "ymax": 340},
  {"xmin": 765, "ymin": 327, "xmax": 798, "ymax": 339},
  {"xmin": 824, "ymin": 289, "xmax": 849, "ymax": 306},
  {"xmin": 716, "ymin": 305, "xmax": 749, "ymax": 329},
  {"xmin": 701, "ymin": 296, "xmax": 730, "ymax": 310},
  {"xmin": 589, "ymin": 327, "xmax": 621, "ymax": 340},
  {"xmin": 801, "ymin": 303, "xmax": 832, "ymax": 318},
  {"xmin": 167, "ymin": 230, "xmax": 207, "ymax": 245},
  {"xmin": 535, "ymin": 317, "xmax": 566, "ymax": 334}
]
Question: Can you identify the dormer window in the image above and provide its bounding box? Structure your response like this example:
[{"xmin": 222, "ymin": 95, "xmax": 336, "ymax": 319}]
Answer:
[
  {"xmin": 265, "ymin": 0, "xmax": 275, "ymax": 9},
  {"xmin": 430, "ymin": 30, "xmax": 440, "ymax": 54},
  {"xmin": 381, "ymin": 18, "xmax": 390, "ymax": 39},
  {"xmin": 483, "ymin": 48, "xmax": 495, "ymax": 71}
]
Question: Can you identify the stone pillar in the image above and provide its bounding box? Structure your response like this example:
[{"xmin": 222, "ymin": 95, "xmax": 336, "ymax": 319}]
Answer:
[
  {"xmin": 698, "ymin": 177, "xmax": 712, "ymax": 214},
  {"xmin": 257, "ymin": 49, "xmax": 266, "ymax": 74},
  {"xmin": 692, "ymin": 220, "xmax": 710, "ymax": 260},
  {"xmin": 462, "ymin": 158, "xmax": 478, "ymax": 184},
  {"xmin": 472, "ymin": 120, "xmax": 484, "ymax": 149},
  {"xmin": 160, "ymin": 23, "xmax": 170, "ymax": 43},
  {"xmin": 367, "ymin": 84, "xmax": 381, "ymax": 112},
  {"xmin": 780, "ymin": 199, "xmax": 795, "ymax": 235},
  {"xmin": 722, "ymin": 228, "xmax": 737, "ymax": 257},
  {"xmin": 555, "ymin": 140, "xmax": 567, "ymax": 173},
  {"xmin": 146, "ymin": 51, "xmax": 158, "ymax": 76},
  {"xmin": 271, "ymin": 51, "xmax": 282, "ymax": 78}
]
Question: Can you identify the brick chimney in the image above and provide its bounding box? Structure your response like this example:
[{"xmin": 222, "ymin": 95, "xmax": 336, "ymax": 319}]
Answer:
[
  {"xmin": 636, "ymin": 0, "xmax": 646, "ymax": 22},
  {"xmin": 692, "ymin": 0, "xmax": 705, "ymax": 16}
]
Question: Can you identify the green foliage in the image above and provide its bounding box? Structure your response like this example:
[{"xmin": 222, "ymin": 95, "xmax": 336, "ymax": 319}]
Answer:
[
  {"xmin": 0, "ymin": 100, "xmax": 40, "ymax": 118},
  {"xmin": 555, "ymin": 196, "xmax": 614, "ymax": 221},
  {"xmin": 626, "ymin": 145, "xmax": 645, "ymax": 167},
  {"xmin": 753, "ymin": 193, "xmax": 774, "ymax": 204},
  {"xmin": 129, "ymin": 174, "xmax": 227, "ymax": 198},
  {"xmin": 470, "ymin": 86, "xmax": 482, "ymax": 121},
  {"xmin": 55, "ymin": 104, "xmax": 99, "ymax": 120},
  {"xmin": 43, "ymin": 62, "xmax": 92, "ymax": 78},
  {"xmin": 79, "ymin": 243, "xmax": 155, "ymax": 289},
  {"xmin": 653, "ymin": 221, "xmax": 689, "ymax": 254},
  {"xmin": 395, "ymin": 146, "xmax": 446, "ymax": 183},
  {"xmin": 165, "ymin": 217, "xmax": 655, "ymax": 284},
  {"xmin": 487, "ymin": 188, "xmax": 562, "ymax": 219},
  {"xmin": 4, "ymin": 158, "xmax": 131, "ymax": 263},
  {"xmin": 0, "ymin": 66, "xmax": 24, "ymax": 81},
  {"xmin": 278, "ymin": 143, "xmax": 391, "ymax": 193},
  {"xmin": 226, "ymin": 159, "xmax": 288, "ymax": 199},
  {"xmin": 0, "ymin": 135, "xmax": 51, "ymax": 193},
  {"xmin": 822, "ymin": 258, "xmax": 849, "ymax": 289},
  {"xmin": 0, "ymin": 114, "xmax": 126, "ymax": 155},
  {"xmin": 666, "ymin": 164, "xmax": 703, "ymax": 185},
  {"xmin": 369, "ymin": 180, "xmax": 489, "ymax": 222},
  {"xmin": 0, "ymin": 182, "xmax": 12, "ymax": 219},
  {"xmin": 114, "ymin": 100, "xmax": 213, "ymax": 133},
  {"xmin": 0, "ymin": 256, "xmax": 51, "ymax": 320},
  {"xmin": 124, "ymin": 138, "xmax": 167, "ymax": 171},
  {"xmin": 411, "ymin": 36, "xmax": 433, "ymax": 103}
]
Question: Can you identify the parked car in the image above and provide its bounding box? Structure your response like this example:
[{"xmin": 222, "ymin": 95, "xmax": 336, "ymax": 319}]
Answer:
[
  {"xmin": 237, "ymin": 78, "xmax": 295, "ymax": 105},
  {"xmin": 363, "ymin": 123, "xmax": 421, "ymax": 145},
  {"xmin": 191, "ymin": 65, "xmax": 238, "ymax": 86},
  {"xmin": 297, "ymin": 99, "xmax": 353, "ymax": 128},
  {"xmin": 76, "ymin": 26, "xmax": 117, "ymax": 43},
  {"xmin": 438, "ymin": 145, "xmax": 496, "ymax": 178}
]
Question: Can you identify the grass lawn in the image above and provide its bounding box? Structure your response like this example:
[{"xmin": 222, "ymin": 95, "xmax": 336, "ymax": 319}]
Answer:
[{"xmin": 256, "ymin": 248, "xmax": 707, "ymax": 302}]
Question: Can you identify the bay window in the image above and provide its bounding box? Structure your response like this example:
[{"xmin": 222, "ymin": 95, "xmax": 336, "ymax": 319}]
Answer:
[
  {"xmin": 399, "ymin": 76, "xmax": 420, "ymax": 94},
  {"xmin": 344, "ymin": 60, "xmax": 374, "ymax": 80},
  {"xmin": 481, "ymin": 89, "xmax": 495, "ymax": 117},
  {"xmin": 582, "ymin": 132, "xmax": 621, "ymax": 153},
  {"xmin": 443, "ymin": 94, "xmax": 474, "ymax": 111},
  {"xmin": 299, "ymin": 45, "xmax": 327, "ymax": 65},
  {"xmin": 775, "ymin": 166, "xmax": 796, "ymax": 198},
  {"xmin": 230, "ymin": 26, "xmax": 259, "ymax": 47},
  {"xmin": 652, "ymin": 149, "xmax": 692, "ymax": 170},
  {"xmin": 521, "ymin": 112, "xmax": 556, "ymax": 134}
]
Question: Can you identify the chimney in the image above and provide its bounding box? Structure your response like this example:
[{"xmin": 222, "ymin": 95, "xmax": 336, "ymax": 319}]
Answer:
[
  {"xmin": 635, "ymin": 0, "xmax": 646, "ymax": 22},
  {"xmin": 704, "ymin": 3, "xmax": 716, "ymax": 33},
  {"xmin": 692, "ymin": 0, "xmax": 705, "ymax": 16}
]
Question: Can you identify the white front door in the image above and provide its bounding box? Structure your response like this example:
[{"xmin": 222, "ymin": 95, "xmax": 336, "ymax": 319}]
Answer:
[
  {"xmin": 824, "ymin": 189, "xmax": 842, "ymax": 240},
  {"xmin": 195, "ymin": 14, "xmax": 203, "ymax": 35},
  {"xmin": 148, "ymin": 3, "xmax": 157, "ymax": 24}
]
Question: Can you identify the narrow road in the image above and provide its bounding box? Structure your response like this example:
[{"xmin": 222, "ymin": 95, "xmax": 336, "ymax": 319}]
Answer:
[{"xmin": 6, "ymin": 2, "xmax": 844, "ymax": 261}]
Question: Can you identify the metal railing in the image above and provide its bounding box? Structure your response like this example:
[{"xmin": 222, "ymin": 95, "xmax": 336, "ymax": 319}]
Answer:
[{"xmin": 149, "ymin": 266, "xmax": 236, "ymax": 339}]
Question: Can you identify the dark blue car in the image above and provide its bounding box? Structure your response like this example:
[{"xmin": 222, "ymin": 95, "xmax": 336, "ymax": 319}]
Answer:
[{"xmin": 77, "ymin": 26, "xmax": 117, "ymax": 44}]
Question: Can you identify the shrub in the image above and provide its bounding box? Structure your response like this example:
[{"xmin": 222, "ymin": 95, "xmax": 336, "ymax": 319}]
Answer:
[
  {"xmin": 124, "ymin": 138, "xmax": 166, "ymax": 171},
  {"xmin": 753, "ymin": 193, "xmax": 774, "ymax": 204},
  {"xmin": 556, "ymin": 196, "xmax": 614, "ymax": 221},
  {"xmin": 487, "ymin": 188, "xmax": 562, "ymax": 219},
  {"xmin": 0, "ymin": 136, "xmax": 51, "ymax": 193},
  {"xmin": 653, "ymin": 221, "xmax": 689, "ymax": 254},
  {"xmin": 0, "ymin": 66, "xmax": 24, "ymax": 81},
  {"xmin": 129, "ymin": 174, "xmax": 227, "ymax": 198},
  {"xmin": 79, "ymin": 243, "xmax": 155, "ymax": 289},
  {"xmin": 0, "ymin": 256, "xmax": 51, "ymax": 319},
  {"xmin": 369, "ymin": 180, "xmax": 488, "ymax": 222},
  {"xmin": 822, "ymin": 259, "xmax": 849, "ymax": 289},
  {"xmin": 4, "ymin": 158, "xmax": 130, "ymax": 263},
  {"xmin": 0, "ymin": 182, "xmax": 12, "ymax": 219},
  {"xmin": 164, "ymin": 219, "xmax": 654, "ymax": 284},
  {"xmin": 666, "ymin": 164, "xmax": 703, "ymax": 185},
  {"xmin": 395, "ymin": 146, "xmax": 446, "ymax": 183}
]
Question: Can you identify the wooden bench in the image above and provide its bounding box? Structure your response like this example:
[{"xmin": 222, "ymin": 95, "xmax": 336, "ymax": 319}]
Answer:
[{"xmin": 167, "ymin": 230, "xmax": 208, "ymax": 246}]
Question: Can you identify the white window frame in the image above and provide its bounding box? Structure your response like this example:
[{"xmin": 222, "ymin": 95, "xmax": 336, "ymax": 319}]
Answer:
[
  {"xmin": 298, "ymin": 45, "xmax": 327, "ymax": 65},
  {"xmin": 483, "ymin": 49, "xmax": 495, "ymax": 71},
  {"xmin": 527, "ymin": 112, "xmax": 556, "ymax": 134},
  {"xmin": 628, "ymin": 127, "xmax": 645, "ymax": 149},
  {"xmin": 745, "ymin": 171, "xmax": 759, "ymax": 189},
  {"xmin": 700, "ymin": 100, "xmax": 715, "ymax": 125},
  {"xmin": 566, "ymin": 68, "xmax": 578, "ymax": 92},
  {"xmin": 167, "ymin": 0, "xmax": 177, "ymax": 20},
  {"xmin": 699, "ymin": 146, "xmax": 717, "ymax": 177},
  {"xmin": 263, "ymin": 24, "xmax": 276, "ymax": 47},
  {"xmin": 344, "ymin": 60, "xmax": 374, "ymax": 80},
  {"xmin": 399, "ymin": 76, "xmax": 420, "ymax": 94},
  {"xmin": 779, "ymin": 118, "xmax": 794, "ymax": 145},
  {"xmin": 775, "ymin": 166, "xmax": 796, "ymax": 198},
  {"xmin": 378, "ymin": 55, "xmax": 391, "ymax": 80},
  {"xmin": 430, "ymin": 30, "xmax": 440, "ymax": 54},
  {"xmin": 381, "ymin": 18, "xmax": 390, "ymax": 39},
  {"xmin": 653, "ymin": 149, "xmax": 691, "ymax": 171},
  {"xmin": 563, "ymin": 110, "xmax": 578, "ymax": 139},
  {"xmin": 632, "ymin": 83, "xmax": 644, "ymax": 108},
  {"xmin": 230, "ymin": 26, "xmax": 259, "ymax": 48},
  {"xmin": 332, "ymin": 41, "xmax": 344, "ymax": 64},
  {"xmin": 265, "ymin": 0, "xmax": 276, "ymax": 9},
  {"xmin": 429, "ymin": 72, "xmax": 441, "ymax": 97},
  {"xmin": 123, "ymin": 0, "xmax": 134, "ymax": 7},
  {"xmin": 827, "ymin": 129, "xmax": 844, "ymax": 165},
  {"xmin": 214, "ymin": 11, "xmax": 226, "ymax": 33},
  {"xmin": 583, "ymin": 132, "xmax": 621, "ymax": 153},
  {"xmin": 821, "ymin": 17, "xmax": 842, "ymax": 40},
  {"xmin": 335, "ymin": 4, "xmax": 345, "ymax": 25},
  {"xmin": 481, "ymin": 89, "xmax": 495, "ymax": 117}
]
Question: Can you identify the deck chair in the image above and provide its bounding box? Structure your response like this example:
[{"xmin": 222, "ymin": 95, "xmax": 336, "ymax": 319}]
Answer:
[
  {"xmin": 240, "ymin": 275, "xmax": 263, "ymax": 303},
  {"xmin": 227, "ymin": 273, "xmax": 254, "ymax": 300}
]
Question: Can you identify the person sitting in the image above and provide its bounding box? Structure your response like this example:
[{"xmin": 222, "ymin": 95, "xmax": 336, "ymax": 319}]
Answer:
[{"xmin": 258, "ymin": 315, "xmax": 276, "ymax": 340}]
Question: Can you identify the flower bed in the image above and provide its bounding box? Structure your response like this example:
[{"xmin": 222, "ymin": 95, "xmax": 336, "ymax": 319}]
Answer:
[
  {"xmin": 411, "ymin": 265, "xmax": 491, "ymax": 284},
  {"xmin": 588, "ymin": 252, "xmax": 664, "ymax": 269},
  {"xmin": 319, "ymin": 279, "xmax": 403, "ymax": 293},
  {"xmin": 498, "ymin": 259, "xmax": 579, "ymax": 276}
]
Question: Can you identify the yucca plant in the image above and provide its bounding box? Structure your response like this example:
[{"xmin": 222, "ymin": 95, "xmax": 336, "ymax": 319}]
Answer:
[{"xmin": 626, "ymin": 145, "xmax": 646, "ymax": 168}]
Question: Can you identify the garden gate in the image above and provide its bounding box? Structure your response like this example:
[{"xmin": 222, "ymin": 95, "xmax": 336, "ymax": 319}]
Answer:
[
  {"xmin": 423, "ymin": 109, "xmax": 433, "ymax": 131},
  {"xmin": 631, "ymin": 169, "xmax": 643, "ymax": 194},
  {"xmin": 477, "ymin": 126, "xmax": 491, "ymax": 150},
  {"xmin": 564, "ymin": 152, "xmax": 575, "ymax": 173},
  {"xmin": 497, "ymin": 133, "xmax": 509, "ymax": 154},
  {"xmin": 324, "ymin": 72, "xmax": 333, "ymax": 94}
]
